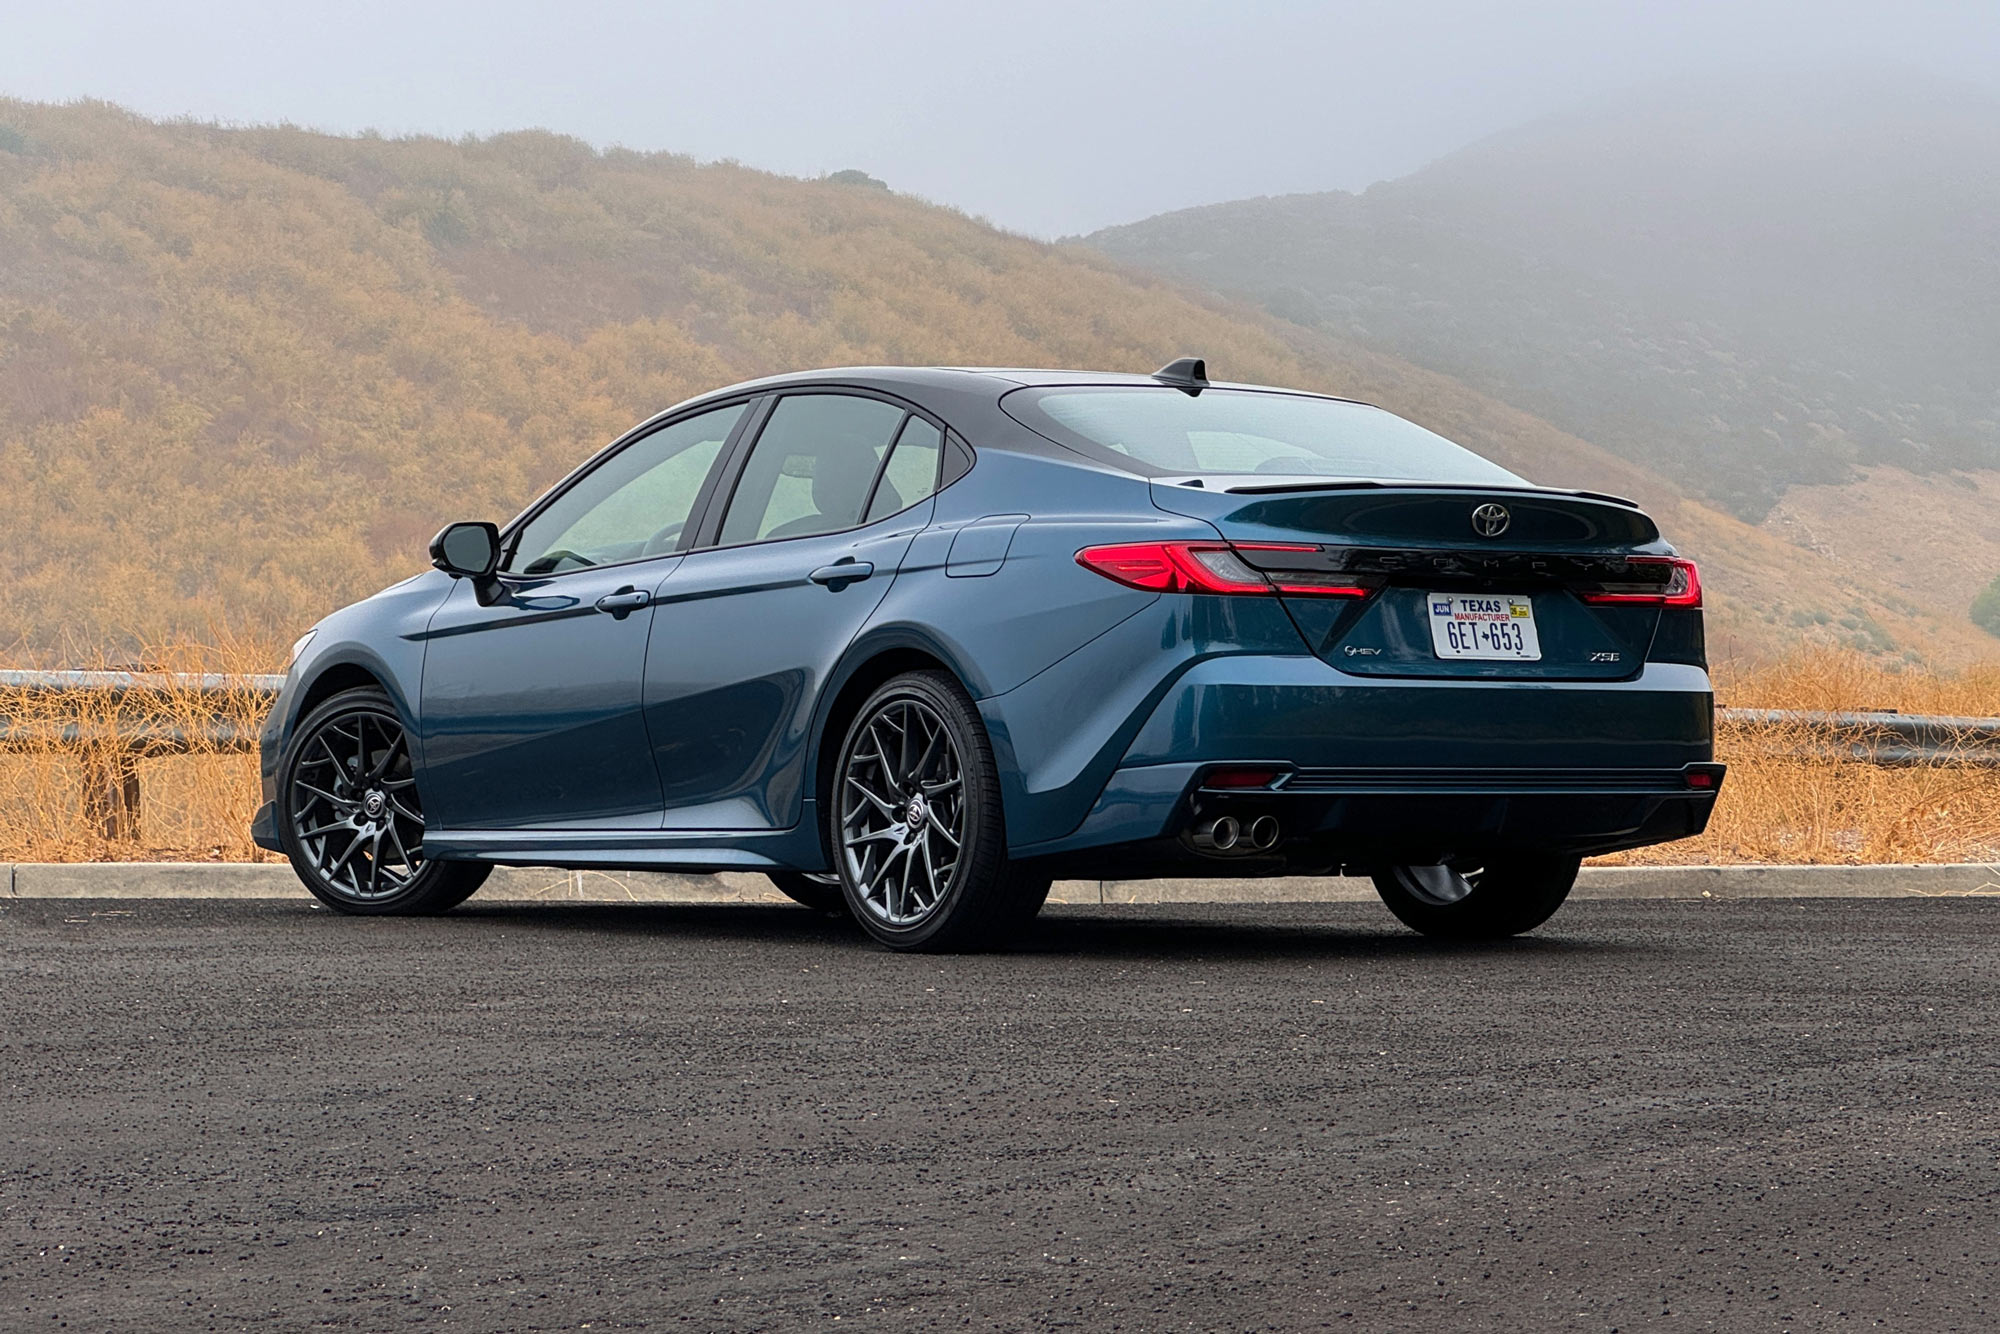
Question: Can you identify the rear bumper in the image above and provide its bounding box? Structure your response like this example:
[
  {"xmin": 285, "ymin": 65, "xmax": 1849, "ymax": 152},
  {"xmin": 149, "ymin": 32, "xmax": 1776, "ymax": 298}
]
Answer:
[
  {"xmin": 1025, "ymin": 761, "xmax": 1722, "ymax": 872},
  {"xmin": 1010, "ymin": 653, "xmax": 1718, "ymax": 866}
]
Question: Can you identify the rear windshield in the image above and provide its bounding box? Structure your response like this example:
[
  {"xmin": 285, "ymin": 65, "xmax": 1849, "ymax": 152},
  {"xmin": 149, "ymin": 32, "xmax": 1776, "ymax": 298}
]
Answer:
[{"xmin": 1003, "ymin": 386, "xmax": 1525, "ymax": 486}]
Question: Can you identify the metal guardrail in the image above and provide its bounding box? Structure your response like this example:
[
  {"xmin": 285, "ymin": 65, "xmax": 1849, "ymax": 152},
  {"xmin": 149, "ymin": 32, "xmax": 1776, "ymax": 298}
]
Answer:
[
  {"xmin": 1719, "ymin": 708, "xmax": 2000, "ymax": 769},
  {"xmin": 4, "ymin": 672, "xmax": 2000, "ymax": 839},
  {"xmin": 0, "ymin": 670, "xmax": 282, "ymax": 838}
]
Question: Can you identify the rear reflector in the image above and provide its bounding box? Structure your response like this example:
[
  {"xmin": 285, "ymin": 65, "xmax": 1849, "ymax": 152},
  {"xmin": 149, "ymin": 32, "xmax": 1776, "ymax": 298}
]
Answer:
[
  {"xmin": 1580, "ymin": 556, "xmax": 1702, "ymax": 609},
  {"xmin": 1203, "ymin": 767, "xmax": 1282, "ymax": 789},
  {"xmin": 1076, "ymin": 542, "xmax": 1370, "ymax": 598}
]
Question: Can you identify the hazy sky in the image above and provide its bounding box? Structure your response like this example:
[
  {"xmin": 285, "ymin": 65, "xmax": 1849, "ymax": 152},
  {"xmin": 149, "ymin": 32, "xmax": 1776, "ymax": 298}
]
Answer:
[{"xmin": 4, "ymin": 0, "xmax": 1997, "ymax": 236}]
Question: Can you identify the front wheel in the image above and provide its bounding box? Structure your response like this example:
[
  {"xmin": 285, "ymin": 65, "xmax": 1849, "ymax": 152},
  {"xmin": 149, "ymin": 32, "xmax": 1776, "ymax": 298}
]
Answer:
[
  {"xmin": 278, "ymin": 686, "xmax": 489, "ymax": 915},
  {"xmin": 1371, "ymin": 855, "xmax": 1580, "ymax": 938},
  {"xmin": 831, "ymin": 671, "xmax": 1050, "ymax": 952}
]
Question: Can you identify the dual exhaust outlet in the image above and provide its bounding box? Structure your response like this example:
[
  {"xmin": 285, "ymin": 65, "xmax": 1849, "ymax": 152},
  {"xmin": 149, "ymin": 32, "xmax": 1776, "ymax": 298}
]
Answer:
[{"xmin": 1190, "ymin": 813, "xmax": 1281, "ymax": 855}]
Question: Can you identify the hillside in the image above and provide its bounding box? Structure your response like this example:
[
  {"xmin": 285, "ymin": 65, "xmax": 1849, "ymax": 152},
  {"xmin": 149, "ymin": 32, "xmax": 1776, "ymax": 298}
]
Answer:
[
  {"xmin": 0, "ymin": 98, "xmax": 1987, "ymax": 664},
  {"xmin": 1083, "ymin": 73, "xmax": 2000, "ymax": 521}
]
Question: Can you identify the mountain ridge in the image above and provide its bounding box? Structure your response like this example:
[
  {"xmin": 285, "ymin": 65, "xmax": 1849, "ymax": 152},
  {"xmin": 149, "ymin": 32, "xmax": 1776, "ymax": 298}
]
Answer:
[
  {"xmin": 0, "ymin": 97, "xmax": 1986, "ymax": 663},
  {"xmin": 1084, "ymin": 72, "xmax": 2000, "ymax": 521}
]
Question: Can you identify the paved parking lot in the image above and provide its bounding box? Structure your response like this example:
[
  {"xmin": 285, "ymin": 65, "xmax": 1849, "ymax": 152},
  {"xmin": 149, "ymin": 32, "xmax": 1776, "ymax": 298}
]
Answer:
[{"xmin": 4, "ymin": 896, "xmax": 1997, "ymax": 1331}]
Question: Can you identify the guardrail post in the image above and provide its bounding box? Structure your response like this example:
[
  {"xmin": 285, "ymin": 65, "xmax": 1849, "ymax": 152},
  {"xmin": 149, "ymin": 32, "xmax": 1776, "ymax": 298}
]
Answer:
[{"xmin": 80, "ymin": 747, "xmax": 142, "ymax": 841}]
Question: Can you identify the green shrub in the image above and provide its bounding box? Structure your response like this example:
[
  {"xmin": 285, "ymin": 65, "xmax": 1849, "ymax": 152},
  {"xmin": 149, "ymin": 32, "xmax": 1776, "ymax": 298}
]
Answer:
[
  {"xmin": 825, "ymin": 168, "xmax": 888, "ymax": 190},
  {"xmin": 1971, "ymin": 574, "xmax": 2000, "ymax": 636}
]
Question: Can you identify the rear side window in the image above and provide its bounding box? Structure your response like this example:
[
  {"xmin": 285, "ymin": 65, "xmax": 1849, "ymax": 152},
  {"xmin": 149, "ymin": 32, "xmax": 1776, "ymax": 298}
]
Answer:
[
  {"xmin": 865, "ymin": 416, "xmax": 943, "ymax": 523},
  {"xmin": 1003, "ymin": 386, "xmax": 1524, "ymax": 486},
  {"xmin": 719, "ymin": 395, "xmax": 908, "ymax": 545}
]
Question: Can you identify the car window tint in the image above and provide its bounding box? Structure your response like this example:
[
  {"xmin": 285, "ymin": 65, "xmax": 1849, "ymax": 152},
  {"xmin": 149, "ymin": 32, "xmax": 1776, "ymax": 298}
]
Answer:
[
  {"xmin": 865, "ymin": 416, "xmax": 943, "ymax": 523},
  {"xmin": 718, "ymin": 395, "xmax": 907, "ymax": 545},
  {"xmin": 1005, "ymin": 387, "xmax": 1525, "ymax": 485},
  {"xmin": 508, "ymin": 403, "xmax": 743, "ymax": 575}
]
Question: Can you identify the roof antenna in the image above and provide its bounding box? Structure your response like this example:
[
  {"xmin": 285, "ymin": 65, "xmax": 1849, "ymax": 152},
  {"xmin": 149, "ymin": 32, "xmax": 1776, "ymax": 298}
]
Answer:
[{"xmin": 1151, "ymin": 357, "xmax": 1208, "ymax": 395}]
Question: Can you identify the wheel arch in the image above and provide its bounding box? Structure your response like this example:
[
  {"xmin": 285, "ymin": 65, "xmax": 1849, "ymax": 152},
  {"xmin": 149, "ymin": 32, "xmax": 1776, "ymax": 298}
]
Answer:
[
  {"xmin": 805, "ymin": 633, "xmax": 979, "ymax": 866},
  {"xmin": 295, "ymin": 660, "xmax": 390, "ymax": 720},
  {"xmin": 283, "ymin": 651, "xmax": 418, "ymax": 757}
]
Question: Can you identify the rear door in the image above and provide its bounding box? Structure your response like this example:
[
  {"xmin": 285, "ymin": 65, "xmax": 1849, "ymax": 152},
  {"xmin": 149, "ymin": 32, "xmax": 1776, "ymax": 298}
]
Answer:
[{"xmin": 641, "ymin": 392, "xmax": 947, "ymax": 829}]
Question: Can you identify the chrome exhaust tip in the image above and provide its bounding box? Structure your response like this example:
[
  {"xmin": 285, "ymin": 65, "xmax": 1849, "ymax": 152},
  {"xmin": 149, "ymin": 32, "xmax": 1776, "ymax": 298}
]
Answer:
[
  {"xmin": 1247, "ymin": 814, "xmax": 1280, "ymax": 851},
  {"xmin": 1192, "ymin": 815, "xmax": 1241, "ymax": 853}
]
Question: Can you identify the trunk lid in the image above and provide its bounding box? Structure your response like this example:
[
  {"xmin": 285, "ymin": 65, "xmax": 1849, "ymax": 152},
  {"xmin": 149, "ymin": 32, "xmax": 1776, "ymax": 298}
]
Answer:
[{"xmin": 1151, "ymin": 479, "xmax": 1674, "ymax": 680}]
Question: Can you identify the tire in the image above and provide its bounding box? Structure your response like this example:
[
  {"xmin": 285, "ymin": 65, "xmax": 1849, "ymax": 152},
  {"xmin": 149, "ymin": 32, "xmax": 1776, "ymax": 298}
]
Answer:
[
  {"xmin": 830, "ymin": 670, "xmax": 1051, "ymax": 952},
  {"xmin": 768, "ymin": 870, "xmax": 848, "ymax": 914},
  {"xmin": 1371, "ymin": 855, "xmax": 1581, "ymax": 939},
  {"xmin": 278, "ymin": 686, "xmax": 490, "ymax": 915}
]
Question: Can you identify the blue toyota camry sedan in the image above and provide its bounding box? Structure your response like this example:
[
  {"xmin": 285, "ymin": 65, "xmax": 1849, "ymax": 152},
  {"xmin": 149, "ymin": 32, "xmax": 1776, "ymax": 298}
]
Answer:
[{"xmin": 253, "ymin": 359, "xmax": 1722, "ymax": 949}]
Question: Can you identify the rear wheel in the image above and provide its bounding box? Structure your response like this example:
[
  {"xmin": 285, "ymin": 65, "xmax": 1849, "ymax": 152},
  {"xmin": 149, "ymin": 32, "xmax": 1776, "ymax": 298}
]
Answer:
[
  {"xmin": 767, "ymin": 870, "xmax": 847, "ymax": 914},
  {"xmin": 831, "ymin": 671, "xmax": 1050, "ymax": 951},
  {"xmin": 1371, "ymin": 855, "xmax": 1580, "ymax": 938},
  {"xmin": 279, "ymin": 687, "xmax": 489, "ymax": 915}
]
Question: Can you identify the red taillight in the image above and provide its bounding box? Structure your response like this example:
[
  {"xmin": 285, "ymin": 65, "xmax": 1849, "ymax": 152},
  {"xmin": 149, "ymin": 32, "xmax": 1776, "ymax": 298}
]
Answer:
[
  {"xmin": 1580, "ymin": 557, "xmax": 1702, "ymax": 609},
  {"xmin": 1075, "ymin": 542, "xmax": 1369, "ymax": 598},
  {"xmin": 1074, "ymin": 542, "xmax": 1266, "ymax": 594}
]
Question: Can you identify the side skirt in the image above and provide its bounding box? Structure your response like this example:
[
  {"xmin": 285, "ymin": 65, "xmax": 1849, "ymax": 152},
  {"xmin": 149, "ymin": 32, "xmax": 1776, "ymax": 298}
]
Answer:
[{"xmin": 422, "ymin": 802, "xmax": 829, "ymax": 874}]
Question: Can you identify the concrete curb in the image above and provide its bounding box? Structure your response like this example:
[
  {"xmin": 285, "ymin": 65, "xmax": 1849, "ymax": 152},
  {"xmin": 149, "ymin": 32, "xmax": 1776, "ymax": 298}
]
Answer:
[{"xmin": 4, "ymin": 862, "xmax": 1998, "ymax": 902}]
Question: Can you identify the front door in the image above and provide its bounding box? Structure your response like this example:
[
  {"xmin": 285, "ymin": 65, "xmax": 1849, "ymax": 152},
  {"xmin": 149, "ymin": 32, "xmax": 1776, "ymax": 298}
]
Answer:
[
  {"xmin": 642, "ymin": 393, "xmax": 948, "ymax": 829},
  {"xmin": 418, "ymin": 402, "xmax": 749, "ymax": 831}
]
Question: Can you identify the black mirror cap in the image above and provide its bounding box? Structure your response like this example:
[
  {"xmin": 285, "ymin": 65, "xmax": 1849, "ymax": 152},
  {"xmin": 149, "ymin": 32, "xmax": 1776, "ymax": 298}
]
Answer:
[{"xmin": 429, "ymin": 521, "xmax": 501, "ymax": 578}]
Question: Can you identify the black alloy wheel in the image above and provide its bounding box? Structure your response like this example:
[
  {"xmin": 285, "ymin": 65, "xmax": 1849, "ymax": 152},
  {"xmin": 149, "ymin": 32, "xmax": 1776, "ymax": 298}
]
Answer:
[
  {"xmin": 1370, "ymin": 855, "xmax": 1581, "ymax": 938},
  {"xmin": 278, "ymin": 687, "xmax": 489, "ymax": 914},
  {"xmin": 832, "ymin": 671, "xmax": 1050, "ymax": 951}
]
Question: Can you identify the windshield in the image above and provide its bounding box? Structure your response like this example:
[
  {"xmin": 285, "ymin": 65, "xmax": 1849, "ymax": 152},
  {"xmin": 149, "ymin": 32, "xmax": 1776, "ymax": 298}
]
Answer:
[{"xmin": 1004, "ymin": 386, "xmax": 1526, "ymax": 486}]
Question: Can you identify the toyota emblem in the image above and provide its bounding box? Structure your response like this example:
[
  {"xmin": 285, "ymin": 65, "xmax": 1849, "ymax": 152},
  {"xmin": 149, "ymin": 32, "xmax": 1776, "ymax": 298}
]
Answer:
[{"xmin": 1470, "ymin": 503, "xmax": 1511, "ymax": 538}]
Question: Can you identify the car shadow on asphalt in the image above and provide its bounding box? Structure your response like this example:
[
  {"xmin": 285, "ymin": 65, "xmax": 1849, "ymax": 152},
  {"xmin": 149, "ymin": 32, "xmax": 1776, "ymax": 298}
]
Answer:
[{"xmin": 443, "ymin": 901, "xmax": 1656, "ymax": 961}]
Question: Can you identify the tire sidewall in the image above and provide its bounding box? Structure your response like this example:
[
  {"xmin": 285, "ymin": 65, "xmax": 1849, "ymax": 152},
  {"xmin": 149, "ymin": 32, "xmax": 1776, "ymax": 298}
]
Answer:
[
  {"xmin": 278, "ymin": 686, "xmax": 469, "ymax": 915},
  {"xmin": 831, "ymin": 672, "xmax": 1002, "ymax": 950},
  {"xmin": 1373, "ymin": 855, "xmax": 1581, "ymax": 939}
]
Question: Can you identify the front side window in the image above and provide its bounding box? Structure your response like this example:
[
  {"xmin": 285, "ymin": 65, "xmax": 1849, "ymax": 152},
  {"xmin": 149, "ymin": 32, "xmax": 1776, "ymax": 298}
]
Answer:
[
  {"xmin": 1003, "ymin": 386, "xmax": 1525, "ymax": 486},
  {"xmin": 718, "ymin": 394, "xmax": 908, "ymax": 545},
  {"xmin": 507, "ymin": 403, "xmax": 745, "ymax": 575}
]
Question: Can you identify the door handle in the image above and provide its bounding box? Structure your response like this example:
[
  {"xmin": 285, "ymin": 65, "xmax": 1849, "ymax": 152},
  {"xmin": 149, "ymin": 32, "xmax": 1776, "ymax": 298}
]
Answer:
[
  {"xmin": 594, "ymin": 587, "xmax": 651, "ymax": 618},
  {"xmin": 809, "ymin": 559, "xmax": 874, "ymax": 589}
]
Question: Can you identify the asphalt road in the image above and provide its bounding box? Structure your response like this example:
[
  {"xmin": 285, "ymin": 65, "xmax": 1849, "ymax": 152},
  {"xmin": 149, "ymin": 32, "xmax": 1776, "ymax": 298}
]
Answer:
[{"xmin": 3, "ymin": 897, "xmax": 1997, "ymax": 1332}]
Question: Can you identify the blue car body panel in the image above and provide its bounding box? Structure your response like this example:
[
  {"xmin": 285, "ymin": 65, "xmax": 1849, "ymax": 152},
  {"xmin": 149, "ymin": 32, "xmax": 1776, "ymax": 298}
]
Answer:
[{"xmin": 255, "ymin": 366, "xmax": 1721, "ymax": 876}]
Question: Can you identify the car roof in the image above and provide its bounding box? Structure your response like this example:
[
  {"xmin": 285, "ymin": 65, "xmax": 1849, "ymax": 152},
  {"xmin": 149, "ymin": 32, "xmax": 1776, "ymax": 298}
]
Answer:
[
  {"xmin": 616, "ymin": 365, "xmax": 1385, "ymax": 456},
  {"xmin": 677, "ymin": 364, "xmax": 1375, "ymax": 404}
]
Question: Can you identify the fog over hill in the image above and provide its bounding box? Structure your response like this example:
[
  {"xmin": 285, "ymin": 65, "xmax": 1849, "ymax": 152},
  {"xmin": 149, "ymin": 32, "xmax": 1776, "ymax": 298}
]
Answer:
[
  {"xmin": 0, "ymin": 98, "xmax": 1989, "ymax": 664},
  {"xmin": 1084, "ymin": 73, "xmax": 2000, "ymax": 519}
]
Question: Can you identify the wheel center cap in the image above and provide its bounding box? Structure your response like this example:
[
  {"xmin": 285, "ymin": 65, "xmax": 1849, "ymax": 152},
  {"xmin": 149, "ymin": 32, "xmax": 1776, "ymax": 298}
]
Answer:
[
  {"xmin": 905, "ymin": 793, "xmax": 929, "ymax": 830},
  {"xmin": 362, "ymin": 790, "xmax": 386, "ymax": 818}
]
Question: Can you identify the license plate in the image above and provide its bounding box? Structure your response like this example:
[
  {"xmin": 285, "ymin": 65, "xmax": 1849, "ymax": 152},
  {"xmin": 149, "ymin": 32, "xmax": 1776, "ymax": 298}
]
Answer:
[{"xmin": 1427, "ymin": 593, "xmax": 1541, "ymax": 660}]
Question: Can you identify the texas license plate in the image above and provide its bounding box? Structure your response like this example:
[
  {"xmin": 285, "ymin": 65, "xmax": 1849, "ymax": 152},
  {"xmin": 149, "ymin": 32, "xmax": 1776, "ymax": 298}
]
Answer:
[{"xmin": 1427, "ymin": 593, "xmax": 1541, "ymax": 660}]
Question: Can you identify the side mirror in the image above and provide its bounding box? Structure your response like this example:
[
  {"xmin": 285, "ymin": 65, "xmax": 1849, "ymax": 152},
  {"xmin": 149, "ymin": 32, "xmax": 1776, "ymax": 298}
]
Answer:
[{"xmin": 429, "ymin": 522, "xmax": 501, "ymax": 578}]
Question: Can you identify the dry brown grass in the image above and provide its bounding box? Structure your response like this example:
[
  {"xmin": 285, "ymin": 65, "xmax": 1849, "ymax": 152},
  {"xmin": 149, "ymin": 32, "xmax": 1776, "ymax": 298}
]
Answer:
[
  {"xmin": 1607, "ymin": 647, "xmax": 2000, "ymax": 865},
  {"xmin": 0, "ymin": 633, "xmax": 280, "ymax": 863},
  {"xmin": 6, "ymin": 642, "xmax": 2000, "ymax": 867}
]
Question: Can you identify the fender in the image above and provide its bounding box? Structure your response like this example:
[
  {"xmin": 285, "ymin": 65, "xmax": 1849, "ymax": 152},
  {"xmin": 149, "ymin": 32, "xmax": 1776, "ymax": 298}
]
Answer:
[{"xmin": 803, "ymin": 620, "xmax": 988, "ymax": 801}]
